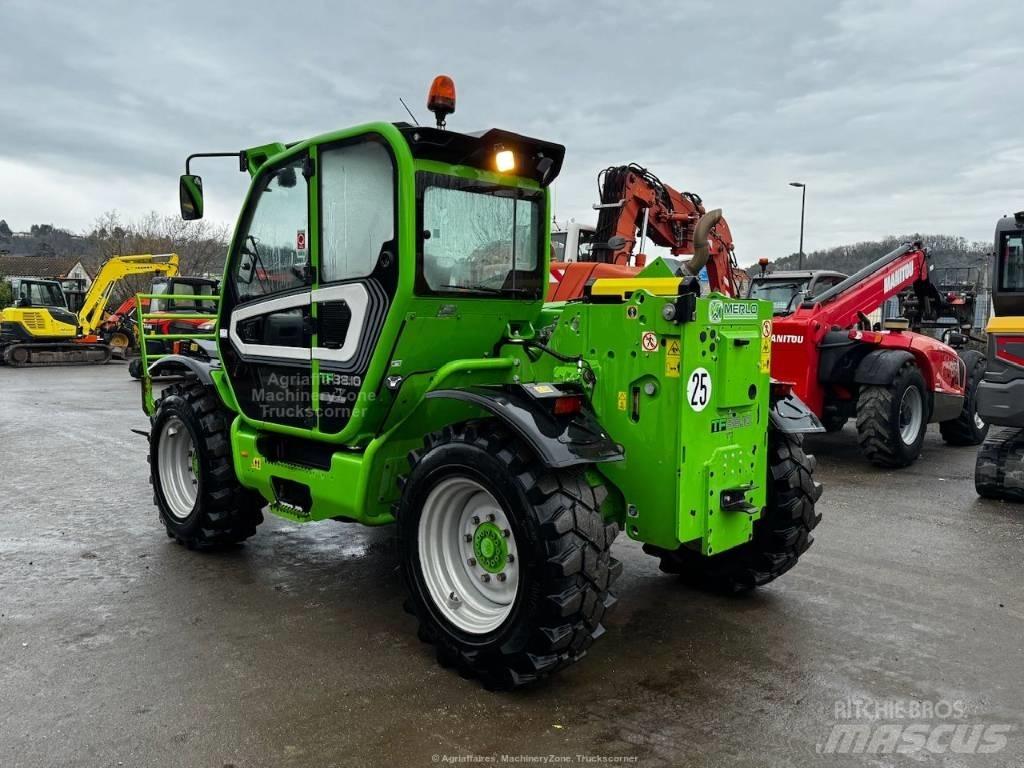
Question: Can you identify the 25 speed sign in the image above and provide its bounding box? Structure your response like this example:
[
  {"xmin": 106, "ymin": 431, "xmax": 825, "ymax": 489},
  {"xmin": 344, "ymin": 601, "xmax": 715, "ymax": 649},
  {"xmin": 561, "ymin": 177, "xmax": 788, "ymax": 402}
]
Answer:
[{"xmin": 687, "ymin": 367, "xmax": 712, "ymax": 411}]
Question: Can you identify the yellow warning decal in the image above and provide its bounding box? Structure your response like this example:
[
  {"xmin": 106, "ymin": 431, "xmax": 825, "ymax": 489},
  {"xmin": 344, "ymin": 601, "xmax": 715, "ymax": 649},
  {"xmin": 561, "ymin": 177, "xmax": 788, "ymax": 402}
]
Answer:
[
  {"xmin": 251, "ymin": 457, "xmax": 263, "ymax": 470},
  {"xmin": 617, "ymin": 391, "xmax": 628, "ymax": 411},
  {"xmin": 533, "ymin": 384, "xmax": 555, "ymax": 394},
  {"xmin": 760, "ymin": 335, "xmax": 772, "ymax": 374},
  {"xmin": 665, "ymin": 338, "xmax": 681, "ymax": 378}
]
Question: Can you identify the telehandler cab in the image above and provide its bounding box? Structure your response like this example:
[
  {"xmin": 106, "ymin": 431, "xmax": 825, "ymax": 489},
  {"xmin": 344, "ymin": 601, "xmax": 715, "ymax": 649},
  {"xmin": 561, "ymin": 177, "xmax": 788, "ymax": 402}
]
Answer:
[{"xmin": 142, "ymin": 77, "xmax": 823, "ymax": 689}]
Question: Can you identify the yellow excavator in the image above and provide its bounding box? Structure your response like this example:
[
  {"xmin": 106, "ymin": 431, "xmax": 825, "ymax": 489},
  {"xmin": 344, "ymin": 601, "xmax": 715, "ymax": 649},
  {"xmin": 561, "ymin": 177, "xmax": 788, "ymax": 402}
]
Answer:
[{"xmin": 0, "ymin": 253, "xmax": 179, "ymax": 366}]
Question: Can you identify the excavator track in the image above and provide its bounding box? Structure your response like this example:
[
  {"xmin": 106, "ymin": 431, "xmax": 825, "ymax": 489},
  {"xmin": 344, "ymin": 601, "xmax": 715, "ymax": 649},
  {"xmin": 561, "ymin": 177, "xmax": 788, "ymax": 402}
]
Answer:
[{"xmin": 2, "ymin": 342, "xmax": 113, "ymax": 367}]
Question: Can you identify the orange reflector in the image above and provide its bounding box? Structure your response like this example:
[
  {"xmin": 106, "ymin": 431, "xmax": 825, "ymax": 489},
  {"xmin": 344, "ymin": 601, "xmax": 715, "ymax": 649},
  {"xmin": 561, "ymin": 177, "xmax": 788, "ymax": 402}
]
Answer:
[{"xmin": 849, "ymin": 330, "xmax": 883, "ymax": 344}]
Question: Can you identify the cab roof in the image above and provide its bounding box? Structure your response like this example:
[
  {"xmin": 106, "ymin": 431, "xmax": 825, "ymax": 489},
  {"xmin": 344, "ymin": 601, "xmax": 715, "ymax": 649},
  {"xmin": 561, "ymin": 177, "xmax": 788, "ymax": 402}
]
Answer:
[{"xmin": 753, "ymin": 270, "xmax": 847, "ymax": 281}]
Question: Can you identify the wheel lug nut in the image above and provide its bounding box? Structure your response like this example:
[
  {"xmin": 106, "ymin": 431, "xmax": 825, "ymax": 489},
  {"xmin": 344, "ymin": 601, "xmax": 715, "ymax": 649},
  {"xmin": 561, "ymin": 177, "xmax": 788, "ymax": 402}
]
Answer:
[
  {"xmin": 502, "ymin": 528, "xmax": 510, "ymax": 538},
  {"xmin": 471, "ymin": 516, "xmax": 480, "ymax": 525},
  {"xmin": 467, "ymin": 558, "xmax": 476, "ymax": 566},
  {"xmin": 487, "ymin": 513, "xmax": 496, "ymax": 522},
  {"xmin": 464, "ymin": 534, "xmax": 473, "ymax": 542},
  {"xmin": 480, "ymin": 574, "xmax": 491, "ymax": 583},
  {"xmin": 507, "ymin": 554, "xmax": 515, "ymax": 563},
  {"xmin": 497, "ymin": 573, "xmax": 507, "ymax": 582}
]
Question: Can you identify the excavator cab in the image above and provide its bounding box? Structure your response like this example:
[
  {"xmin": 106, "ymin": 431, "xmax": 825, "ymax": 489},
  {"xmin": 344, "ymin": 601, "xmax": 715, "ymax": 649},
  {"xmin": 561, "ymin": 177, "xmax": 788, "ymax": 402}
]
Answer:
[{"xmin": 8, "ymin": 278, "xmax": 68, "ymax": 310}]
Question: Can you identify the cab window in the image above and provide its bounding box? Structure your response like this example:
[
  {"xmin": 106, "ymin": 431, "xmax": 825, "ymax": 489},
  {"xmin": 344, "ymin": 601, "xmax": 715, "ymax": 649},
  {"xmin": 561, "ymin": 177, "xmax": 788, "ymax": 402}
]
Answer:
[
  {"xmin": 999, "ymin": 232, "xmax": 1024, "ymax": 292},
  {"xmin": 320, "ymin": 141, "xmax": 395, "ymax": 283},
  {"xmin": 232, "ymin": 160, "xmax": 310, "ymax": 302},
  {"xmin": 417, "ymin": 174, "xmax": 542, "ymax": 298}
]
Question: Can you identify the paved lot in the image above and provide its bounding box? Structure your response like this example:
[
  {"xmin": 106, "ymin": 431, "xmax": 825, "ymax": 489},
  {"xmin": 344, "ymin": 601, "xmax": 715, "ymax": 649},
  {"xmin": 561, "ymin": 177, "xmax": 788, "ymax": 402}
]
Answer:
[{"xmin": 2, "ymin": 364, "xmax": 1023, "ymax": 768}]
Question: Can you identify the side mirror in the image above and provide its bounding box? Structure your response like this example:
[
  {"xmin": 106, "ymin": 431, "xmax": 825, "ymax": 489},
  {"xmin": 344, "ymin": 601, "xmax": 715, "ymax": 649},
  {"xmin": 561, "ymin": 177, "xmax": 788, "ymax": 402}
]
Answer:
[
  {"xmin": 179, "ymin": 174, "xmax": 204, "ymax": 220},
  {"xmin": 237, "ymin": 254, "xmax": 255, "ymax": 285}
]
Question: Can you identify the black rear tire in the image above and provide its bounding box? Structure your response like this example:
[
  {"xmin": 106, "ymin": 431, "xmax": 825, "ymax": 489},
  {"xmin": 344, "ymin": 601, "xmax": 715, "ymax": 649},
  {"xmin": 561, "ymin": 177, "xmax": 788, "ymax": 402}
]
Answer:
[
  {"xmin": 975, "ymin": 427, "xmax": 1024, "ymax": 502},
  {"xmin": 149, "ymin": 381, "xmax": 264, "ymax": 548},
  {"xmin": 856, "ymin": 361, "xmax": 928, "ymax": 467},
  {"xmin": 398, "ymin": 420, "xmax": 621, "ymax": 690},
  {"xmin": 940, "ymin": 350, "xmax": 989, "ymax": 446},
  {"xmin": 128, "ymin": 357, "xmax": 143, "ymax": 379},
  {"xmin": 643, "ymin": 430, "xmax": 823, "ymax": 593}
]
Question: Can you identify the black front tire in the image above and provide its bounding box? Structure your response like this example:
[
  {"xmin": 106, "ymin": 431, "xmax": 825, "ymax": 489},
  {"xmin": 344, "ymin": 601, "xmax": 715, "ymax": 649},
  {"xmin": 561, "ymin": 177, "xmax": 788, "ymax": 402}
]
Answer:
[
  {"xmin": 975, "ymin": 427, "xmax": 1024, "ymax": 502},
  {"xmin": 398, "ymin": 420, "xmax": 621, "ymax": 690},
  {"xmin": 856, "ymin": 361, "xmax": 928, "ymax": 468},
  {"xmin": 643, "ymin": 430, "xmax": 823, "ymax": 593},
  {"xmin": 128, "ymin": 357, "xmax": 143, "ymax": 379},
  {"xmin": 149, "ymin": 381, "xmax": 264, "ymax": 548},
  {"xmin": 940, "ymin": 350, "xmax": 989, "ymax": 446}
]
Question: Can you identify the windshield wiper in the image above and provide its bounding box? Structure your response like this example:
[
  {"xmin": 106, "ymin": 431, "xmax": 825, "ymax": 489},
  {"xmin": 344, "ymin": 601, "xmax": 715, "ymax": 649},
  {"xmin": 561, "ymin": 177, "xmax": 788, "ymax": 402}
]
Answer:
[{"xmin": 440, "ymin": 283, "xmax": 534, "ymax": 296}]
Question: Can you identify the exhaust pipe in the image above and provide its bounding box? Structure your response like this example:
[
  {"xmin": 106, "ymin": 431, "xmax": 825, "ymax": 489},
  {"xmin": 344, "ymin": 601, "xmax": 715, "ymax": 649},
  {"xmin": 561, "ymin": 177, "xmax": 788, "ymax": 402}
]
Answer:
[{"xmin": 680, "ymin": 208, "xmax": 722, "ymax": 277}]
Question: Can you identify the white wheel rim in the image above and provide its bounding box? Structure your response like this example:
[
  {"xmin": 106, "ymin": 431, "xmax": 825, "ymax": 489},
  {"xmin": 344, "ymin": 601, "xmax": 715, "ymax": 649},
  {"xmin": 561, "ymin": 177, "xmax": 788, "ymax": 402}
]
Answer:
[
  {"xmin": 417, "ymin": 476, "xmax": 520, "ymax": 635},
  {"xmin": 899, "ymin": 387, "xmax": 924, "ymax": 445},
  {"xmin": 157, "ymin": 415, "xmax": 199, "ymax": 519}
]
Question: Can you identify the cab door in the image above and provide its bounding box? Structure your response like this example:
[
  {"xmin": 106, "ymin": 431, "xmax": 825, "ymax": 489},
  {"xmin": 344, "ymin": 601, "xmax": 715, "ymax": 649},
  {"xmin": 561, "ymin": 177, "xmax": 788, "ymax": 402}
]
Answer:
[
  {"xmin": 310, "ymin": 136, "xmax": 399, "ymax": 434},
  {"xmin": 219, "ymin": 154, "xmax": 316, "ymax": 430}
]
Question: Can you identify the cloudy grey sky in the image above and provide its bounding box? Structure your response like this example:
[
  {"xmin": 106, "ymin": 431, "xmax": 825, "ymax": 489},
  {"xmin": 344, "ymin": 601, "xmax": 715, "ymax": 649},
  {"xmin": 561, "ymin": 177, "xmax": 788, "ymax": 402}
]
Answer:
[{"xmin": 2, "ymin": 0, "xmax": 1020, "ymax": 260}]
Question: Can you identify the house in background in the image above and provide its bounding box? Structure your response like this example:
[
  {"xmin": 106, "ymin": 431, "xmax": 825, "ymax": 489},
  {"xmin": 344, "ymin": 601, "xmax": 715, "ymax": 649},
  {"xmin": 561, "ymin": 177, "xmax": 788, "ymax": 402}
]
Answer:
[{"xmin": 0, "ymin": 256, "xmax": 93, "ymax": 311}]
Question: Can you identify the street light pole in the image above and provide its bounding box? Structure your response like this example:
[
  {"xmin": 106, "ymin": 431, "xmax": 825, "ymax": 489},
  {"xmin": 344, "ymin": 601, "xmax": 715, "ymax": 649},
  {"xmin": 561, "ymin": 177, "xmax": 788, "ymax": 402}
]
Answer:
[{"xmin": 789, "ymin": 182, "xmax": 806, "ymax": 269}]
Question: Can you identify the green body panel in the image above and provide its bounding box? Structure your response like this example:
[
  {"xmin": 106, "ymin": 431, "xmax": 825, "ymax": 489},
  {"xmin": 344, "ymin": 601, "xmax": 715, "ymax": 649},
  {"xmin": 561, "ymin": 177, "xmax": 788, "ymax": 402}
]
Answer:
[
  {"xmin": 502, "ymin": 292, "xmax": 772, "ymax": 554},
  {"xmin": 167, "ymin": 119, "xmax": 776, "ymax": 556}
]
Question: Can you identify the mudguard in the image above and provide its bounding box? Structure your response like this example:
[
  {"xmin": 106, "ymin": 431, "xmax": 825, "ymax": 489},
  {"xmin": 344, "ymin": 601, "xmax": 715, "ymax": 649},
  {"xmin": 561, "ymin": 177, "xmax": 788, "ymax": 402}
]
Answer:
[
  {"xmin": 770, "ymin": 391, "xmax": 825, "ymax": 434},
  {"xmin": 149, "ymin": 354, "xmax": 217, "ymax": 385},
  {"xmin": 854, "ymin": 349, "xmax": 914, "ymax": 386},
  {"xmin": 425, "ymin": 385, "xmax": 624, "ymax": 469}
]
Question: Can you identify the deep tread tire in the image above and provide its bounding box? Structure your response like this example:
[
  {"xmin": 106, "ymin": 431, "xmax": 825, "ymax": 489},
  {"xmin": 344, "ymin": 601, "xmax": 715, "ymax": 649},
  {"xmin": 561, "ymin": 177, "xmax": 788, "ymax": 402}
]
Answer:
[
  {"xmin": 397, "ymin": 420, "xmax": 621, "ymax": 690},
  {"xmin": 149, "ymin": 381, "xmax": 264, "ymax": 548},
  {"xmin": 128, "ymin": 358, "xmax": 143, "ymax": 379},
  {"xmin": 975, "ymin": 427, "xmax": 1024, "ymax": 502},
  {"xmin": 940, "ymin": 350, "xmax": 989, "ymax": 446},
  {"xmin": 856, "ymin": 361, "xmax": 928, "ymax": 467},
  {"xmin": 642, "ymin": 430, "xmax": 823, "ymax": 593}
]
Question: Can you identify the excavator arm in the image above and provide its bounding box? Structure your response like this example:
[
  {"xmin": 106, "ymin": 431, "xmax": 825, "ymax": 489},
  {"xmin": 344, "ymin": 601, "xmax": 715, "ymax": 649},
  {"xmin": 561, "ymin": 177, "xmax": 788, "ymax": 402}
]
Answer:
[
  {"xmin": 78, "ymin": 254, "xmax": 179, "ymax": 335},
  {"xmin": 588, "ymin": 164, "xmax": 743, "ymax": 297}
]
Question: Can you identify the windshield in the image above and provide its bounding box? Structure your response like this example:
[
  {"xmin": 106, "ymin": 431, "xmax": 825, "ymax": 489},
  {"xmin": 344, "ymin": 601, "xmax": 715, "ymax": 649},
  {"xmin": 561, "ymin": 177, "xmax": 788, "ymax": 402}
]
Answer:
[
  {"xmin": 18, "ymin": 281, "xmax": 66, "ymax": 308},
  {"xmin": 999, "ymin": 231, "xmax": 1024, "ymax": 292},
  {"xmin": 419, "ymin": 175, "xmax": 543, "ymax": 297},
  {"xmin": 749, "ymin": 279, "xmax": 810, "ymax": 313}
]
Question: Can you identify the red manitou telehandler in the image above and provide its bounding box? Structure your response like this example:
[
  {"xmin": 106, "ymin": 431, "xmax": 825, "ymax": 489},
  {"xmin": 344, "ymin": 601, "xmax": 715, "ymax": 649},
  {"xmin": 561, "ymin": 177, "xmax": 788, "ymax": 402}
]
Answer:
[{"xmin": 751, "ymin": 243, "xmax": 987, "ymax": 467}]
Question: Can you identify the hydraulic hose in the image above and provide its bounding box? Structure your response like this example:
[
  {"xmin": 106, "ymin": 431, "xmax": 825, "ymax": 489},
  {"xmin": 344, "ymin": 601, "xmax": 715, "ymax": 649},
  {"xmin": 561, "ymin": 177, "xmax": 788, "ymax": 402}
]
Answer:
[{"xmin": 680, "ymin": 208, "xmax": 722, "ymax": 277}]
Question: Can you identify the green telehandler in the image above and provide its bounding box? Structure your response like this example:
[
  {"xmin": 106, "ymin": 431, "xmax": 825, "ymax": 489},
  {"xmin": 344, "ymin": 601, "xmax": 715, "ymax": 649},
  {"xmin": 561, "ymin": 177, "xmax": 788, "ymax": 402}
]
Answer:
[{"xmin": 141, "ymin": 77, "xmax": 824, "ymax": 689}]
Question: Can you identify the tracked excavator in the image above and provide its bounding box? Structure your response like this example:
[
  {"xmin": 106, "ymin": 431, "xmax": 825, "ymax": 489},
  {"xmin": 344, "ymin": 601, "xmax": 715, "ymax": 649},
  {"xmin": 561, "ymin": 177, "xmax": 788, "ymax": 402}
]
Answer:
[{"xmin": 0, "ymin": 253, "xmax": 178, "ymax": 366}]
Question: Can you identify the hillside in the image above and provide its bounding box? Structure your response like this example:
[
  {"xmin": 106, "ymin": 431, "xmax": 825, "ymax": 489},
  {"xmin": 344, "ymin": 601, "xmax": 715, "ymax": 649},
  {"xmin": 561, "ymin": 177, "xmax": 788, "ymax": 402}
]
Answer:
[{"xmin": 751, "ymin": 234, "xmax": 990, "ymax": 274}]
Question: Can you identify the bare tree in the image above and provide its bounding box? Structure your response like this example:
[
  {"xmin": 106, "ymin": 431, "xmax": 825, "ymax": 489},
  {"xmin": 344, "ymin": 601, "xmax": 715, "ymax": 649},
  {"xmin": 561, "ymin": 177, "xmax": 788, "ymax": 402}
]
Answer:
[{"xmin": 82, "ymin": 211, "xmax": 230, "ymax": 303}]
